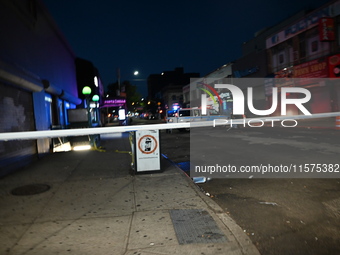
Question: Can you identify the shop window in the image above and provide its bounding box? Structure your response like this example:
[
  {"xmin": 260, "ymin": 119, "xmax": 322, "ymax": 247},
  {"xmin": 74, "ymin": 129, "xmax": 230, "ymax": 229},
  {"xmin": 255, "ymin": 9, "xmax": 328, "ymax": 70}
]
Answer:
[
  {"xmin": 299, "ymin": 39, "xmax": 306, "ymax": 60},
  {"xmin": 306, "ymin": 34, "xmax": 329, "ymax": 60},
  {"xmin": 311, "ymin": 40, "xmax": 318, "ymax": 52},
  {"xmin": 270, "ymin": 43, "xmax": 294, "ymax": 72},
  {"xmin": 279, "ymin": 53, "xmax": 284, "ymax": 64}
]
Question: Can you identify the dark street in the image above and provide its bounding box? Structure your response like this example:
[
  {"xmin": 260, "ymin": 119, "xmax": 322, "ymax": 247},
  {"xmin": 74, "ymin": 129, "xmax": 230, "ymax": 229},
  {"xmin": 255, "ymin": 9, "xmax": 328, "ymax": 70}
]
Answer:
[{"xmin": 161, "ymin": 125, "xmax": 340, "ymax": 255}]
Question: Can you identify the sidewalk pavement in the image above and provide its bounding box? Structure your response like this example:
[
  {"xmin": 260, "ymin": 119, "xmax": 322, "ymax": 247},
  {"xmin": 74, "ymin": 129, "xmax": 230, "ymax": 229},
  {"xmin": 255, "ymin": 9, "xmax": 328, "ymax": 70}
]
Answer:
[{"xmin": 0, "ymin": 132, "xmax": 260, "ymax": 255}]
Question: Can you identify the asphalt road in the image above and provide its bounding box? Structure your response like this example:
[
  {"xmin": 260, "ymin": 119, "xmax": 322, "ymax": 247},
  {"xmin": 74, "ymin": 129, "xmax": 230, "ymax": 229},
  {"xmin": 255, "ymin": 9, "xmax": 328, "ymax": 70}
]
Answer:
[{"xmin": 160, "ymin": 125, "xmax": 340, "ymax": 255}]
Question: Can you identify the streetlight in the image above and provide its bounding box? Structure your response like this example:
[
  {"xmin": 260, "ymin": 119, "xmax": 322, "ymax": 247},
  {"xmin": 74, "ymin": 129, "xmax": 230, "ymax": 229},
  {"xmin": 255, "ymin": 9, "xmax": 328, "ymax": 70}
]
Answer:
[
  {"xmin": 82, "ymin": 86, "xmax": 91, "ymax": 96},
  {"xmin": 92, "ymin": 94, "xmax": 100, "ymax": 125},
  {"xmin": 82, "ymin": 86, "xmax": 92, "ymax": 127},
  {"xmin": 92, "ymin": 94, "xmax": 99, "ymax": 101}
]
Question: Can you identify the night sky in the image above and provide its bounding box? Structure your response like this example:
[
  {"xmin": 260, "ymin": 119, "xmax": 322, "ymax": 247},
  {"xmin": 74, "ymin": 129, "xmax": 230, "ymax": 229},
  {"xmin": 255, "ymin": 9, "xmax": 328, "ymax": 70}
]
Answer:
[{"xmin": 42, "ymin": 0, "xmax": 331, "ymax": 96}]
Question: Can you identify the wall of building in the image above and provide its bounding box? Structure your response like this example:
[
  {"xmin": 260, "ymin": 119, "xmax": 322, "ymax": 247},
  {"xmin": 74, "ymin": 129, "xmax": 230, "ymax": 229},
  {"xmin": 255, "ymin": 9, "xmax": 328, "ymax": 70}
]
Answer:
[
  {"xmin": 0, "ymin": 0, "xmax": 78, "ymax": 97},
  {"xmin": 264, "ymin": 0, "xmax": 340, "ymax": 115},
  {"xmin": 182, "ymin": 1, "xmax": 340, "ymax": 118},
  {"xmin": 224, "ymin": 0, "xmax": 340, "ymax": 117},
  {"xmin": 148, "ymin": 67, "xmax": 199, "ymax": 100},
  {"xmin": 0, "ymin": 0, "xmax": 81, "ymax": 177},
  {"xmin": 162, "ymin": 86, "xmax": 184, "ymax": 110}
]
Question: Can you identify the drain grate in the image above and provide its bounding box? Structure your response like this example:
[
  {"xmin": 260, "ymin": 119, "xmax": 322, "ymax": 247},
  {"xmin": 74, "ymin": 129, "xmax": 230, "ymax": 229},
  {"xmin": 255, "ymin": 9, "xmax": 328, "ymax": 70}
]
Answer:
[
  {"xmin": 11, "ymin": 184, "xmax": 50, "ymax": 196},
  {"xmin": 169, "ymin": 209, "xmax": 227, "ymax": 244}
]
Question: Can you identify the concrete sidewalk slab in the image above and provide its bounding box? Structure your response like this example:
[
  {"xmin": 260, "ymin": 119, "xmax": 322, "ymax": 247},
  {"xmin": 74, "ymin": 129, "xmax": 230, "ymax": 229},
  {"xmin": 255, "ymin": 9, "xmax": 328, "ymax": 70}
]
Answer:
[
  {"xmin": 0, "ymin": 133, "xmax": 259, "ymax": 255},
  {"xmin": 134, "ymin": 171, "xmax": 207, "ymax": 211}
]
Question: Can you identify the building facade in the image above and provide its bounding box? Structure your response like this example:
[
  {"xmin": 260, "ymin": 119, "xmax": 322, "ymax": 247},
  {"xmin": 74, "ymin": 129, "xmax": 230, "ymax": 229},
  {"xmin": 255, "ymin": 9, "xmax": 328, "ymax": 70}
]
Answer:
[
  {"xmin": 147, "ymin": 67, "xmax": 199, "ymax": 109},
  {"xmin": 75, "ymin": 58, "xmax": 105, "ymax": 125},
  {"xmin": 204, "ymin": 0, "xmax": 340, "ymax": 118},
  {"xmin": 265, "ymin": 0, "xmax": 340, "ymax": 115},
  {"xmin": 184, "ymin": 63, "xmax": 233, "ymax": 116},
  {"xmin": 0, "ymin": 0, "xmax": 81, "ymax": 176}
]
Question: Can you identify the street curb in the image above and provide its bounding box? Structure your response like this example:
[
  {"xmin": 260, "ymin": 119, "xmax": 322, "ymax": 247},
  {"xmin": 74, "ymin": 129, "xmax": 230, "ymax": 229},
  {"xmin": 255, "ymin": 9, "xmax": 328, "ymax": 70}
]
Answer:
[{"xmin": 163, "ymin": 156, "xmax": 261, "ymax": 255}]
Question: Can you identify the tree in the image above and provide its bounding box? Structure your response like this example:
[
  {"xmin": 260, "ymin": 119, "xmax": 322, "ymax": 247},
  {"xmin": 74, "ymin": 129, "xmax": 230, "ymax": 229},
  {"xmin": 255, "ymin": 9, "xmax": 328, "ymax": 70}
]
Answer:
[{"xmin": 106, "ymin": 80, "xmax": 141, "ymax": 110}]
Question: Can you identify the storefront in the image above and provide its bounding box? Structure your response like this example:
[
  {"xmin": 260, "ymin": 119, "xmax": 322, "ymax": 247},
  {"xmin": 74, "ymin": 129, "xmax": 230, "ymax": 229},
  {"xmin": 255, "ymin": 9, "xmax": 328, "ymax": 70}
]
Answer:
[
  {"xmin": 268, "ymin": 56, "xmax": 337, "ymax": 115},
  {"xmin": 0, "ymin": 82, "xmax": 37, "ymax": 176},
  {"xmin": 101, "ymin": 98, "xmax": 127, "ymax": 124}
]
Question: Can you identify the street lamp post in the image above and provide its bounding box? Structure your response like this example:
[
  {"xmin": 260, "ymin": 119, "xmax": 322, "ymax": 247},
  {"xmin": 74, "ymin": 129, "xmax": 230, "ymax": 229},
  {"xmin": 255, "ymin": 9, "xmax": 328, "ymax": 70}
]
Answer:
[
  {"xmin": 82, "ymin": 86, "xmax": 92, "ymax": 128},
  {"xmin": 92, "ymin": 94, "xmax": 100, "ymax": 125}
]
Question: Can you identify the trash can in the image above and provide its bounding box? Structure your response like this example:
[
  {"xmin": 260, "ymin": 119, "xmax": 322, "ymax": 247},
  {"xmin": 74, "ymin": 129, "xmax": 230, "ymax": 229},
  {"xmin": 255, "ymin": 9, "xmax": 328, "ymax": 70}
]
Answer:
[{"xmin": 130, "ymin": 130, "xmax": 161, "ymax": 173}]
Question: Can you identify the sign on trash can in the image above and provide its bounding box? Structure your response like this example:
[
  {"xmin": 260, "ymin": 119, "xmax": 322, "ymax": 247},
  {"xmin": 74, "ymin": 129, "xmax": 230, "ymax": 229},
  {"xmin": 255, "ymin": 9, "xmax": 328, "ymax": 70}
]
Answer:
[{"xmin": 131, "ymin": 130, "xmax": 161, "ymax": 173}]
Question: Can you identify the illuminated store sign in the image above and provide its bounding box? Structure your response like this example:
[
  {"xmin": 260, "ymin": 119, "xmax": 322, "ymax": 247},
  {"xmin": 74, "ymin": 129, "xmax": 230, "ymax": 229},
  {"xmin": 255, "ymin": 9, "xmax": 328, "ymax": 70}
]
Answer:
[
  {"xmin": 319, "ymin": 18, "xmax": 335, "ymax": 41},
  {"xmin": 266, "ymin": 6, "xmax": 331, "ymax": 48},
  {"xmin": 101, "ymin": 98, "xmax": 126, "ymax": 107}
]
